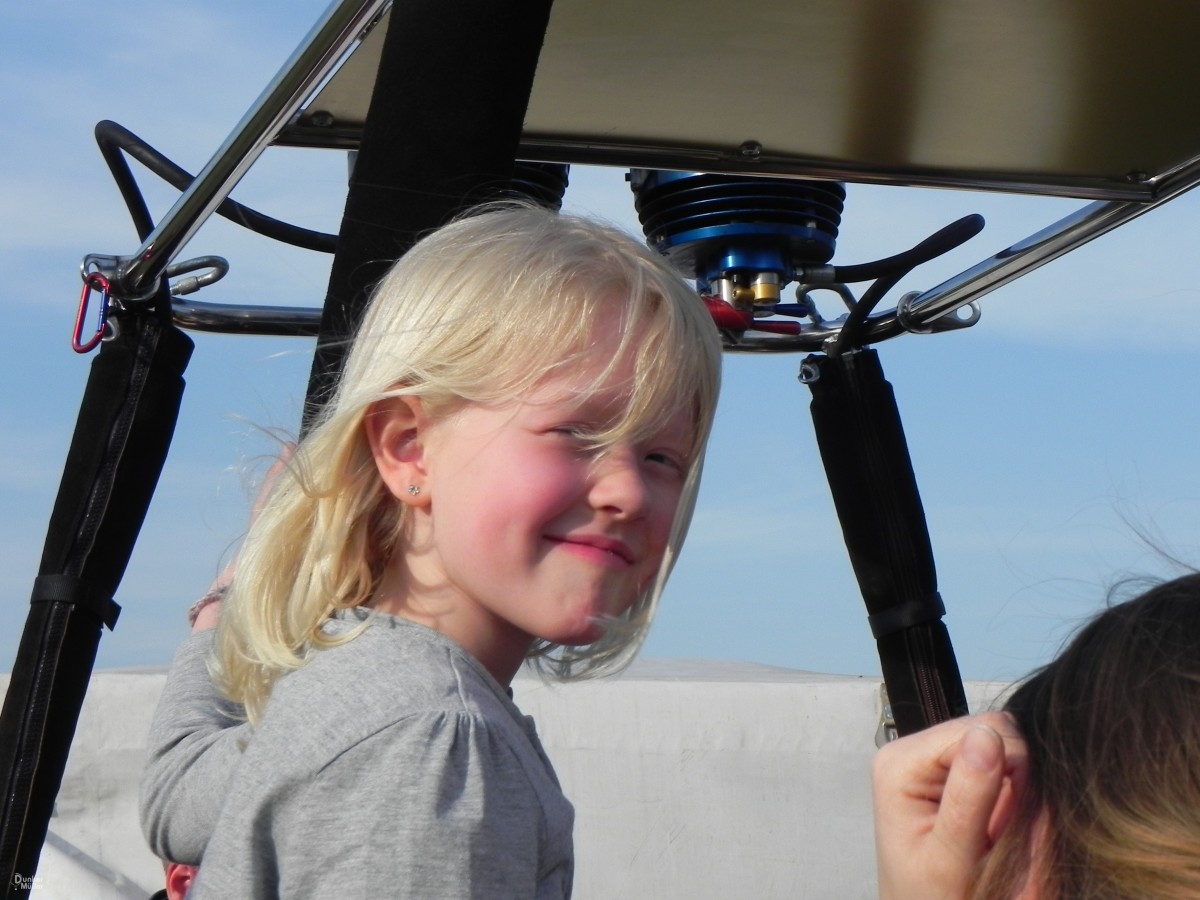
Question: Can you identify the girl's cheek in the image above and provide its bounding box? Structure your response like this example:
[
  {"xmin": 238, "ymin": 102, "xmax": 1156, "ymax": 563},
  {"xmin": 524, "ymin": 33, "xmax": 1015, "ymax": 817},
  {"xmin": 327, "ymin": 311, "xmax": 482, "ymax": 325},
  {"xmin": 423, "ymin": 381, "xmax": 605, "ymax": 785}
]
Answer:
[{"xmin": 655, "ymin": 483, "xmax": 685, "ymax": 523}]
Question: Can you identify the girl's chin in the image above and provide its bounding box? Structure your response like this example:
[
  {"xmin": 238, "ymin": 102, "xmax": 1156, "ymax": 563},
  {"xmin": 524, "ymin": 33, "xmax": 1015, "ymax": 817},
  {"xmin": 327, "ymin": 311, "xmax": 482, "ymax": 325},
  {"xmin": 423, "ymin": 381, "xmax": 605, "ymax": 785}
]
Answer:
[
  {"xmin": 553, "ymin": 626, "xmax": 605, "ymax": 647},
  {"xmin": 537, "ymin": 594, "xmax": 635, "ymax": 646},
  {"xmin": 552, "ymin": 615, "xmax": 611, "ymax": 647}
]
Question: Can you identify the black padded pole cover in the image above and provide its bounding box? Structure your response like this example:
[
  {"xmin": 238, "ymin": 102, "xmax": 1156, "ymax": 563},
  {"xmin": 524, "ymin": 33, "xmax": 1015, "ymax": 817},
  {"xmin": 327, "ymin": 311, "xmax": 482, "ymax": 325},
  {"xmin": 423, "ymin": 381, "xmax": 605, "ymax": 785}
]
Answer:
[
  {"xmin": 303, "ymin": 0, "xmax": 556, "ymax": 428},
  {"xmin": 0, "ymin": 312, "xmax": 193, "ymax": 896},
  {"xmin": 805, "ymin": 349, "xmax": 968, "ymax": 735}
]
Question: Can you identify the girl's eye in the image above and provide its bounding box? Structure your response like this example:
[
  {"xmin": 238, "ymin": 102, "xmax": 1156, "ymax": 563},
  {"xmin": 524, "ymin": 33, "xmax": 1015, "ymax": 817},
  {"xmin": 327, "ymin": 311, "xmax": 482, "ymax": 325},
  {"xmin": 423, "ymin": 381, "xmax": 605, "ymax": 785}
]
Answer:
[
  {"xmin": 550, "ymin": 424, "xmax": 587, "ymax": 440},
  {"xmin": 646, "ymin": 450, "xmax": 686, "ymax": 475},
  {"xmin": 548, "ymin": 425, "xmax": 597, "ymax": 451}
]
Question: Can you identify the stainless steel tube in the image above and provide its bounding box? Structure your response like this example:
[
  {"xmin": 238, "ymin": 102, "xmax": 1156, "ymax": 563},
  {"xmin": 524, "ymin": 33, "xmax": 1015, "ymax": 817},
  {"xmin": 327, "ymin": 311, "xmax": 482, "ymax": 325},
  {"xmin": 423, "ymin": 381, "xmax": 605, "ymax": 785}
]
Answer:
[{"xmin": 117, "ymin": 0, "xmax": 388, "ymax": 297}]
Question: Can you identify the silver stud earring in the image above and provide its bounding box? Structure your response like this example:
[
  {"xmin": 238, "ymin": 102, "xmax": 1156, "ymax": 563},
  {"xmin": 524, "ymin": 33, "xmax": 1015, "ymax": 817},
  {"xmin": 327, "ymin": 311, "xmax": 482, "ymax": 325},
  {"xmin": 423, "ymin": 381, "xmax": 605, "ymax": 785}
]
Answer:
[{"xmin": 407, "ymin": 484, "xmax": 421, "ymax": 497}]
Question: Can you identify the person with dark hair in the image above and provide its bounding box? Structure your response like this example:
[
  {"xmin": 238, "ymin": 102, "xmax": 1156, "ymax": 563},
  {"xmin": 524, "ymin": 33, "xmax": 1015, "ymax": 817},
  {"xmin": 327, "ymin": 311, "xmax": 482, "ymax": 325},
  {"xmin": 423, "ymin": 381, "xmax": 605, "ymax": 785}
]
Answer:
[{"xmin": 873, "ymin": 572, "xmax": 1200, "ymax": 899}]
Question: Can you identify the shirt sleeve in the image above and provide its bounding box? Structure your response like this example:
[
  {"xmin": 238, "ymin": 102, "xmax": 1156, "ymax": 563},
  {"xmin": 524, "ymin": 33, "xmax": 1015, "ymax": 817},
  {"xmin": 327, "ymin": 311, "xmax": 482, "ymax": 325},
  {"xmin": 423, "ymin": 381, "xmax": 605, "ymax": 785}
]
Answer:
[
  {"xmin": 190, "ymin": 710, "xmax": 562, "ymax": 899},
  {"xmin": 139, "ymin": 630, "xmax": 250, "ymax": 865}
]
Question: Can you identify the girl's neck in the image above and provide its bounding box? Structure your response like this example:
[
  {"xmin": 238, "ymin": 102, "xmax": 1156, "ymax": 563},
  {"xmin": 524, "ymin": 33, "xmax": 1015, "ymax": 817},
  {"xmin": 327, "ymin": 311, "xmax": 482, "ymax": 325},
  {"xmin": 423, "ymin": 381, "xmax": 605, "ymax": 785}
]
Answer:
[{"xmin": 367, "ymin": 565, "xmax": 533, "ymax": 686}]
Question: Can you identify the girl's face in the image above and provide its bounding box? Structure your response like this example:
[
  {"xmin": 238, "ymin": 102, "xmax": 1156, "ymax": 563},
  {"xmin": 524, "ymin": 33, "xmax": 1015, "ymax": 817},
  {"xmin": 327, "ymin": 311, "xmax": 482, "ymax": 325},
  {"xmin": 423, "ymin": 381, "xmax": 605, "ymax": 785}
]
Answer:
[{"xmin": 389, "ymin": 317, "xmax": 694, "ymax": 678}]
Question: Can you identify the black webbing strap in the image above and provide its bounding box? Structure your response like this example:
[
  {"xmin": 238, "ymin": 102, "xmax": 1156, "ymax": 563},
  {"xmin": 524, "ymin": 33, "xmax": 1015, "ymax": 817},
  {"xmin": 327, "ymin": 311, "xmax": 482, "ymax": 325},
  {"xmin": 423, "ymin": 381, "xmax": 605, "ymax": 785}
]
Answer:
[
  {"xmin": 805, "ymin": 348, "xmax": 968, "ymax": 736},
  {"xmin": 867, "ymin": 592, "xmax": 944, "ymax": 640},
  {"xmin": 302, "ymin": 0, "xmax": 556, "ymax": 430},
  {"xmin": 30, "ymin": 575, "xmax": 121, "ymax": 632}
]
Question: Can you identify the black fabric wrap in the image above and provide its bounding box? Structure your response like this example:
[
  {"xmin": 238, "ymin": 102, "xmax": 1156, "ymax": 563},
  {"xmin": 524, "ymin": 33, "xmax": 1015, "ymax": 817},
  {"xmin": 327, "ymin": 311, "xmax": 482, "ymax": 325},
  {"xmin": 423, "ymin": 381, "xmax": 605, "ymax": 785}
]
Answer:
[
  {"xmin": 0, "ymin": 312, "xmax": 192, "ymax": 896},
  {"xmin": 805, "ymin": 349, "xmax": 968, "ymax": 735}
]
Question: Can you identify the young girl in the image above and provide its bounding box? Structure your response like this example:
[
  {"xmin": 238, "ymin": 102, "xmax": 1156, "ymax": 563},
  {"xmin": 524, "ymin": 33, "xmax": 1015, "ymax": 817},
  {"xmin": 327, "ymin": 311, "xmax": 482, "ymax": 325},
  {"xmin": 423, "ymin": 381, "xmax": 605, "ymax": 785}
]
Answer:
[{"xmin": 139, "ymin": 204, "xmax": 722, "ymax": 898}]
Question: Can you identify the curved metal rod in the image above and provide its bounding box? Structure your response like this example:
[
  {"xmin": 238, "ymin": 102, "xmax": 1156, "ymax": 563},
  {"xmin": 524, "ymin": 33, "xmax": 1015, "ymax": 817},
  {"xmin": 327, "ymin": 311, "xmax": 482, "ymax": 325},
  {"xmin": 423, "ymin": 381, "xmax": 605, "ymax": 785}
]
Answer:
[
  {"xmin": 112, "ymin": 0, "xmax": 387, "ymax": 298},
  {"xmin": 170, "ymin": 298, "xmax": 321, "ymax": 336},
  {"xmin": 167, "ymin": 286, "xmax": 980, "ymax": 348}
]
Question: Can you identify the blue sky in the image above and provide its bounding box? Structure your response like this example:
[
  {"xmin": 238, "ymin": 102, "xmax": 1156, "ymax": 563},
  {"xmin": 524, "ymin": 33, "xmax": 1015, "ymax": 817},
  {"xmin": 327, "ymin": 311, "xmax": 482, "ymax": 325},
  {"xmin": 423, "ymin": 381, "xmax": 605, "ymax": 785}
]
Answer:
[{"xmin": 4, "ymin": 0, "xmax": 1199, "ymax": 686}]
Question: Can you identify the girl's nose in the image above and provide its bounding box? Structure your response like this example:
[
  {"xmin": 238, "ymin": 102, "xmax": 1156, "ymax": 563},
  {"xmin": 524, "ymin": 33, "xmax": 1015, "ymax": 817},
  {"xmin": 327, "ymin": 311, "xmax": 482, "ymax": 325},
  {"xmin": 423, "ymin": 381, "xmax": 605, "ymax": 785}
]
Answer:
[{"xmin": 588, "ymin": 447, "xmax": 649, "ymax": 518}]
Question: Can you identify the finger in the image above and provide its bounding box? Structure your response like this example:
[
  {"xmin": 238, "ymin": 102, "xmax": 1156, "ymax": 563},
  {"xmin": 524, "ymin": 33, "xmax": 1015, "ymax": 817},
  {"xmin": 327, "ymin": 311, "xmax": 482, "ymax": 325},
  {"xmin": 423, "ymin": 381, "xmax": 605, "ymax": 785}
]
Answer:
[
  {"xmin": 985, "ymin": 718, "xmax": 1029, "ymax": 842},
  {"xmin": 933, "ymin": 724, "xmax": 1007, "ymax": 863},
  {"xmin": 877, "ymin": 716, "xmax": 968, "ymax": 788}
]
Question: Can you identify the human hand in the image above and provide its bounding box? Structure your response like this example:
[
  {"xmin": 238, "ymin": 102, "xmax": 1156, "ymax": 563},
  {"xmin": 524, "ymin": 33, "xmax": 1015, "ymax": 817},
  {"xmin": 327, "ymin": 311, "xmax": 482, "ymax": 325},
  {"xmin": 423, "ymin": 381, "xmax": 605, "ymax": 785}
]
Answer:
[
  {"xmin": 872, "ymin": 712, "xmax": 1027, "ymax": 900},
  {"xmin": 188, "ymin": 445, "xmax": 295, "ymax": 634}
]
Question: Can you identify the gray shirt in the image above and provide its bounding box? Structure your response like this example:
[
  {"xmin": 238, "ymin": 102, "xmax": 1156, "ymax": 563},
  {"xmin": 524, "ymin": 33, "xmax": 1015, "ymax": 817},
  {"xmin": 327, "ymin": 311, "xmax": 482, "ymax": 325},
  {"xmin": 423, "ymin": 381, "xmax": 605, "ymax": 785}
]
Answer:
[{"xmin": 140, "ymin": 611, "xmax": 574, "ymax": 898}]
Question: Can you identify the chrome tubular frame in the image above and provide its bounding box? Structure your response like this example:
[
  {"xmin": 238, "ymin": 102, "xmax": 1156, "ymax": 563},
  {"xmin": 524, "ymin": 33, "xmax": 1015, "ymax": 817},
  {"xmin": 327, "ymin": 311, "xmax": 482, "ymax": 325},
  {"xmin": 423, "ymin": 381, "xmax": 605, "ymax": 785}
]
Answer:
[
  {"xmin": 85, "ymin": 0, "xmax": 388, "ymax": 301},
  {"xmin": 81, "ymin": 0, "xmax": 1200, "ymax": 347},
  {"xmin": 899, "ymin": 155, "xmax": 1200, "ymax": 329}
]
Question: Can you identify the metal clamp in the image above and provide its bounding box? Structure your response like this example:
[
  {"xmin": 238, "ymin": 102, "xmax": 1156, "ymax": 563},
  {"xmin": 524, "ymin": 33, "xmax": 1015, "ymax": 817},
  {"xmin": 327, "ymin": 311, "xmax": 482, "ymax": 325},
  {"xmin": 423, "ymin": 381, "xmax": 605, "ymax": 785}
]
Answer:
[
  {"xmin": 81, "ymin": 254, "xmax": 161, "ymax": 304},
  {"xmin": 875, "ymin": 684, "xmax": 898, "ymax": 747},
  {"xmin": 896, "ymin": 290, "xmax": 981, "ymax": 335}
]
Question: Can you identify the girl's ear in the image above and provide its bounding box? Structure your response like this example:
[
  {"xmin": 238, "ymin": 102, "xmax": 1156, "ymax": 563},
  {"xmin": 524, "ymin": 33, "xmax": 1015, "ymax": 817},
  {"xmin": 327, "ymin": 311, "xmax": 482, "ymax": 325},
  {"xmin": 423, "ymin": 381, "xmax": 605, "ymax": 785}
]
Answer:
[
  {"xmin": 365, "ymin": 396, "xmax": 432, "ymax": 506},
  {"xmin": 164, "ymin": 863, "xmax": 197, "ymax": 900}
]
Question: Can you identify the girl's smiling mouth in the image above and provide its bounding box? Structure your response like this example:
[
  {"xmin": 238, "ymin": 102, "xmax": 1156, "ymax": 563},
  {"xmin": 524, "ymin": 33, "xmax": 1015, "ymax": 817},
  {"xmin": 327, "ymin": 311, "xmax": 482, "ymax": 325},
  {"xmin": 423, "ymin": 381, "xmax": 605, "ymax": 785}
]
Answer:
[{"xmin": 547, "ymin": 534, "xmax": 635, "ymax": 567}]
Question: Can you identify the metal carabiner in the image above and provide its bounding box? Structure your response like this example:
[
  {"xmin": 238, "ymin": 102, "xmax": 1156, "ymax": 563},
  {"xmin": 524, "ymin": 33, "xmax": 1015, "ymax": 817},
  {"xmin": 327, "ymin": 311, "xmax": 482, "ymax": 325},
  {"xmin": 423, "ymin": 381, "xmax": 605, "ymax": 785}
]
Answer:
[
  {"xmin": 167, "ymin": 255, "xmax": 230, "ymax": 297},
  {"xmin": 73, "ymin": 272, "xmax": 112, "ymax": 353}
]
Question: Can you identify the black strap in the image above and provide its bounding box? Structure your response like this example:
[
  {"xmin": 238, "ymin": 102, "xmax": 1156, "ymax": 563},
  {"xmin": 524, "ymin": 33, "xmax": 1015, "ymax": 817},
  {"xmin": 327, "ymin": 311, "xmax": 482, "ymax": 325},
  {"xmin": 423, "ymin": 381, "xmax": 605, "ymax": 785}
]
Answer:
[
  {"xmin": 868, "ymin": 592, "xmax": 944, "ymax": 640},
  {"xmin": 30, "ymin": 575, "xmax": 120, "ymax": 632}
]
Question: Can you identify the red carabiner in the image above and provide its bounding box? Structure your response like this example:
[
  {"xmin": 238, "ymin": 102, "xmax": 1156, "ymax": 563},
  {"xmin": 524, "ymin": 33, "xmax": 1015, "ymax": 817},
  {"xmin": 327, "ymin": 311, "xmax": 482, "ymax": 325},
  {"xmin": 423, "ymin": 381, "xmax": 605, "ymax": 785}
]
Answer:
[{"xmin": 73, "ymin": 272, "xmax": 111, "ymax": 353}]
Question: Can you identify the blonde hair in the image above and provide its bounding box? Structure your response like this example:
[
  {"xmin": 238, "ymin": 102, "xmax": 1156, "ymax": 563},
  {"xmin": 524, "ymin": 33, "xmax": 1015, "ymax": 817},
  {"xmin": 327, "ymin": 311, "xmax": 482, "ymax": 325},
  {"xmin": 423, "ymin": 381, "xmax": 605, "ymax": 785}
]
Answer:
[
  {"xmin": 214, "ymin": 204, "xmax": 722, "ymax": 721},
  {"xmin": 971, "ymin": 573, "xmax": 1200, "ymax": 899}
]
